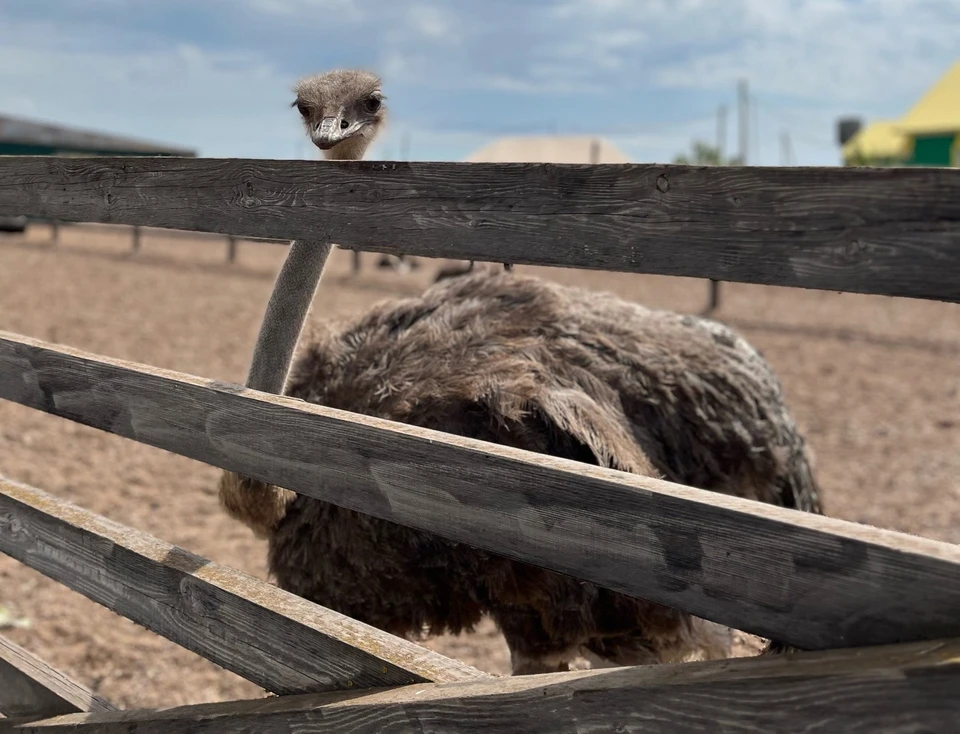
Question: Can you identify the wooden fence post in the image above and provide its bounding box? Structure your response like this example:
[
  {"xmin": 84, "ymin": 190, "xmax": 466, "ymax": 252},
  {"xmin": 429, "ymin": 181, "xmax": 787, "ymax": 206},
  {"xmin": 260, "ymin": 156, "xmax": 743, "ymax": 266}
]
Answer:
[{"xmin": 703, "ymin": 280, "xmax": 721, "ymax": 316}]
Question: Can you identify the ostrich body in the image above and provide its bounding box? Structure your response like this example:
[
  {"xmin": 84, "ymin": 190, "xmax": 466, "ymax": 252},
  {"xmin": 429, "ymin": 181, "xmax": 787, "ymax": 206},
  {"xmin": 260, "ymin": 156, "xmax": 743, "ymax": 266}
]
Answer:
[{"xmin": 220, "ymin": 69, "xmax": 823, "ymax": 675}]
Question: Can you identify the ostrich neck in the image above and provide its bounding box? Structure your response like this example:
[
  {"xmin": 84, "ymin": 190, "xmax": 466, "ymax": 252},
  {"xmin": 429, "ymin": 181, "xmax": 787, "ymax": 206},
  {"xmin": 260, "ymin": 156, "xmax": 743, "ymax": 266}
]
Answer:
[{"xmin": 243, "ymin": 139, "xmax": 368, "ymax": 394}]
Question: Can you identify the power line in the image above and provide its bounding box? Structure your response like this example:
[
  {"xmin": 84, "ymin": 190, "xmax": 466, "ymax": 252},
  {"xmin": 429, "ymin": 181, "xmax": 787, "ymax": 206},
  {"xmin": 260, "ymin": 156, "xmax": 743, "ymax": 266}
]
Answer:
[
  {"xmin": 752, "ymin": 97, "xmax": 837, "ymax": 150},
  {"xmin": 419, "ymin": 112, "xmax": 719, "ymax": 138}
]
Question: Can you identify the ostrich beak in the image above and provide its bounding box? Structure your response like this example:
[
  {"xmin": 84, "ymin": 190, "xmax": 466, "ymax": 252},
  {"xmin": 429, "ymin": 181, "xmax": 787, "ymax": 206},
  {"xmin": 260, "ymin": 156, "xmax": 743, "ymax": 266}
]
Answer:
[{"xmin": 312, "ymin": 116, "xmax": 345, "ymax": 150}]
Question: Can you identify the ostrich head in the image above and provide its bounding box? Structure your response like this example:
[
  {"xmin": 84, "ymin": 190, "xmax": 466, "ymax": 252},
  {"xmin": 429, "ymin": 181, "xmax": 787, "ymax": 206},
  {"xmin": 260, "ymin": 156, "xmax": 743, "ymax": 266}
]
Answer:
[{"xmin": 293, "ymin": 69, "xmax": 386, "ymax": 160}]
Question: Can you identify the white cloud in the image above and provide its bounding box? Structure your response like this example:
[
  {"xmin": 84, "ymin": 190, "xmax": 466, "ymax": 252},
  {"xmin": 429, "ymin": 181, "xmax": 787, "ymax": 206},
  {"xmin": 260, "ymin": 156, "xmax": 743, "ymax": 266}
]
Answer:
[
  {"xmin": 549, "ymin": 0, "xmax": 959, "ymax": 105},
  {"xmin": 478, "ymin": 74, "xmax": 599, "ymax": 95},
  {"xmin": 243, "ymin": 0, "xmax": 366, "ymax": 19},
  {"xmin": 0, "ymin": 0, "xmax": 955, "ymax": 165},
  {"xmin": 0, "ymin": 19, "xmax": 298, "ymax": 158},
  {"xmin": 404, "ymin": 4, "xmax": 458, "ymax": 41}
]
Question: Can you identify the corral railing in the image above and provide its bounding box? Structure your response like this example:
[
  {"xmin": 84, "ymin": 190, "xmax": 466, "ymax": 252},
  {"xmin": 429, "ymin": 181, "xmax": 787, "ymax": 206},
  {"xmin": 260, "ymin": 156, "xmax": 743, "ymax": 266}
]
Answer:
[{"xmin": 0, "ymin": 156, "xmax": 958, "ymax": 732}]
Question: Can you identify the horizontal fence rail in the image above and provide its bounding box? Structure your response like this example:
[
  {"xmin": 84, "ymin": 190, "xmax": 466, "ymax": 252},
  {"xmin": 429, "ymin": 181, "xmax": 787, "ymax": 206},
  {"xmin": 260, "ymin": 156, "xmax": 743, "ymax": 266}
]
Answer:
[
  {"xmin": 5, "ymin": 638, "xmax": 959, "ymax": 733},
  {"xmin": 0, "ymin": 636, "xmax": 115, "ymax": 720},
  {"xmin": 0, "ymin": 157, "xmax": 959, "ymax": 302},
  {"xmin": 0, "ymin": 476, "xmax": 487, "ymax": 696},
  {"xmin": 2, "ymin": 331, "xmax": 959, "ymax": 653}
]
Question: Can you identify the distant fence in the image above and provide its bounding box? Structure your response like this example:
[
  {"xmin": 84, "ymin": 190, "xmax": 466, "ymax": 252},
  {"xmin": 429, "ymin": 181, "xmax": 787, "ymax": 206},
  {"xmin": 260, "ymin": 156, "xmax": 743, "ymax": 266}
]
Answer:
[
  {"xmin": 0, "ymin": 156, "xmax": 958, "ymax": 731},
  {"xmin": 27, "ymin": 218, "xmax": 288, "ymax": 263}
]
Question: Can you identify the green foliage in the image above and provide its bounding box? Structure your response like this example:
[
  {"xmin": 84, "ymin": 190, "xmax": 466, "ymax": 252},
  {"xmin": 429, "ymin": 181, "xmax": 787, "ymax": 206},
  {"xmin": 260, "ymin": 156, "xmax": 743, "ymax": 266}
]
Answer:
[
  {"xmin": 673, "ymin": 140, "xmax": 744, "ymax": 166},
  {"xmin": 842, "ymin": 150, "xmax": 908, "ymax": 167}
]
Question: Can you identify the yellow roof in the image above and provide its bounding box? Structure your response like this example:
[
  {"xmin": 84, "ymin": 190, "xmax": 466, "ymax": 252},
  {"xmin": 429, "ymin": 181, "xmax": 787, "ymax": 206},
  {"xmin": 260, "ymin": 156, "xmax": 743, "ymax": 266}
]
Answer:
[
  {"xmin": 841, "ymin": 120, "xmax": 910, "ymax": 160},
  {"xmin": 897, "ymin": 60, "xmax": 960, "ymax": 135}
]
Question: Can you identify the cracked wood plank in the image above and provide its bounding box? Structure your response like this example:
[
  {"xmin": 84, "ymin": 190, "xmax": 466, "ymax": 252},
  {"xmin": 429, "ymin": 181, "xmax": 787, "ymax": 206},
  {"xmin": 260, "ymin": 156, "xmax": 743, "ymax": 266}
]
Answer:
[
  {"xmin": 2, "ymin": 331, "xmax": 959, "ymax": 652},
  {"xmin": 0, "ymin": 636, "xmax": 115, "ymax": 720},
  {"xmin": 5, "ymin": 638, "xmax": 960, "ymax": 733},
  {"xmin": 0, "ymin": 156, "xmax": 958, "ymax": 301},
  {"xmin": 0, "ymin": 477, "xmax": 488, "ymax": 696}
]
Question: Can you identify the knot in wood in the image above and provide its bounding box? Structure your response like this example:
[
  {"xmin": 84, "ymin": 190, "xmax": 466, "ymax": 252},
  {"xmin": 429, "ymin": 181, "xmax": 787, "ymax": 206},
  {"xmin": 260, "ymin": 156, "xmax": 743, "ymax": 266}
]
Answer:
[
  {"xmin": 0, "ymin": 511, "xmax": 26, "ymax": 540},
  {"xmin": 239, "ymin": 180, "xmax": 258, "ymax": 208},
  {"xmin": 179, "ymin": 577, "xmax": 219, "ymax": 618},
  {"xmin": 656, "ymin": 175, "xmax": 670, "ymax": 193},
  {"xmin": 845, "ymin": 239, "xmax": 865, "ymax": 259}
]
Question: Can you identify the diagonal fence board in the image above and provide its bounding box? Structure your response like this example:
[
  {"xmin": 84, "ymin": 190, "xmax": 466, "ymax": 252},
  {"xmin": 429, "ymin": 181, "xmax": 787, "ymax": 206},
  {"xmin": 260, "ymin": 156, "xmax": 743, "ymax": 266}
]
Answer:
[
  {"xmin": 0, "ymin": 477, "xmax": 488, "ymax": 696},
  {"xmin": 4, "ymin": 638, "xmax": 959, "ymax": 733},
  {"xmin": 0, "ymin": 636, "xmax": 116, "ymax": 720},
  {"xmin": 2, "ymin": 332, "xmax": 959, "ymax": 652},
  {"xmin": 0, "ymin": 156, "xmax": 959, "ymax": 302}
]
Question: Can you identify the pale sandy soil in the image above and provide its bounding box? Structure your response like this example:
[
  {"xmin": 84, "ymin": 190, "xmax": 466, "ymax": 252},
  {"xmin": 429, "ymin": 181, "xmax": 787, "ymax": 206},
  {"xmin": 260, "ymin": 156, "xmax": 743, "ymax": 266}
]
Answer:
[{"xmin": 1, "ymin": 223, "xmax": 958, "ymax": 709}]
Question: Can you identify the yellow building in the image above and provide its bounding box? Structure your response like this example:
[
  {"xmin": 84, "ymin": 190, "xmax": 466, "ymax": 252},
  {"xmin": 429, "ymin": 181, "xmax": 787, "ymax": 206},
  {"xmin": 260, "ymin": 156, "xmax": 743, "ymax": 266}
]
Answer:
[
  {"xmin": 842, "ymin": 61, "xmax": 960, "ymax": 167},
  {"xmin": 841, "ymin": 120, "xmax": 910, "ymax": 166},
  {"xmin": 897, "ymin": 60, "xmax": 960, "ymax": 166}
]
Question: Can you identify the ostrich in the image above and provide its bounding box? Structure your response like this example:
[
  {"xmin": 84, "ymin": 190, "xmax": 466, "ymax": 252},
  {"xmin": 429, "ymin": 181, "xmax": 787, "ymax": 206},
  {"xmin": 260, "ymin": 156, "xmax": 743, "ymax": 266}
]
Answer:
[
  {"xmin": 435, "ymin": 259, "xmax": 513, "ymax": 283},
  {"xmin": 289, "ymin": 69, "xmax": 407, "ymax": 274},
  {"xmin": 219, "ymin": 68, "xmax": 823, "ymax": 674},
  {"xmin": 291, "ymin": 70, "xmax": 490, "ymax": 278}
]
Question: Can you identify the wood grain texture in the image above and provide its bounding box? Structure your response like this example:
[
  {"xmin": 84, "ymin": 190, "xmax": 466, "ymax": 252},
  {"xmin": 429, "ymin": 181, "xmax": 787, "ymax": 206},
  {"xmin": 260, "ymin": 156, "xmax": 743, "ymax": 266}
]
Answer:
[
  {"xmin": 0, "ymin": 156, "xmax": 959, "ymax": 301},
  {"xmin": 0, "ymin": 636, "xmax": 115, "ymax": 720},
  {"xmin": 5, "ymin": 638, "xmax": 960, "ymax": 733},
  {"xmin": 0, "ymin": 476, "xmax": 488, "ymax": 696},
  {"xmin": 2, "ymin": 331, "xmax": 959, "ymax": 653}
]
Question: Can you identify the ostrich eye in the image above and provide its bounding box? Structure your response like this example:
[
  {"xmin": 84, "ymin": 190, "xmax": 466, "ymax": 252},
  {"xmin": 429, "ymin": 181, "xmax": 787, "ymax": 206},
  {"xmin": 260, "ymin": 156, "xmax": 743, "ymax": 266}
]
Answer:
[
  {"xmin": 364, "ymin": 96, "xmax": 382, "ymax": 113},
  {"xmin": 296, "ymin": 102, "xmax": 310, "ymax": 118}
]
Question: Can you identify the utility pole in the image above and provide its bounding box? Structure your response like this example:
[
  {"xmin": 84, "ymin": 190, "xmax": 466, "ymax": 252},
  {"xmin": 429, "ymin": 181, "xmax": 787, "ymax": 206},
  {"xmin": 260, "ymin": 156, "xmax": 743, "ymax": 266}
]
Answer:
[
  {"xmin": 705, "ymin": 83, "xmax": 745, "ymax": 318},
  {"xmin": 394, "ymin": 130, "xmax": 413, "ymax": 271},
  {"xmin": 780, "ymin": 130, "xmax": 793, "ymax": 166},
  {"xmin": 716, "ymin": 104, "xmax": 727, "ymax": 158},
  {"xmin": 752, "ymin": 94, "xmax": 760, "ymax": 165},
  {"xmin": 737, "ymin": 78, "xmax": 749, "ymax": 165}
]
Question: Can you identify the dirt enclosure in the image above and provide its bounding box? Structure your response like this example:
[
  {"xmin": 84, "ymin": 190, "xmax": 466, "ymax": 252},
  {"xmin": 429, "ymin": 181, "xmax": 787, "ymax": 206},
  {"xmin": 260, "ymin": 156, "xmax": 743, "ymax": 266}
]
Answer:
[{"xmin": 1, "ymin": 223, "xmax": 959, "ymax": 709}]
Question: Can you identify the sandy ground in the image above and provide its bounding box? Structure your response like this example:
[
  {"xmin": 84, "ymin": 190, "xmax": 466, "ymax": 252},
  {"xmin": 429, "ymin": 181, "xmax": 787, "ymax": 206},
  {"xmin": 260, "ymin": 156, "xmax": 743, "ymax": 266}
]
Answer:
[{"xmin": 1, "ymin": 222, "xmax": 959, "ymax": 710}]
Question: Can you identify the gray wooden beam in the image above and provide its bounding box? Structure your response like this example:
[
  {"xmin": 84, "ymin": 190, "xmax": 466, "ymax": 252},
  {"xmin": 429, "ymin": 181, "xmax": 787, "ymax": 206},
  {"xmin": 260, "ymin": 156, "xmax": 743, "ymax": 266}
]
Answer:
[
  {"xmin": 2, "ymin": 330, "xmax": 959, "ymax": 652},
  {"xmin": 0, "ymin": 156, "xmax": 958, "ymax": 301},
  {"xmin": 0, "ymin": 476, "xmax": 488, "ymax": 697},
  {"xmin": 0, "ymin": 636, "xmax": 115, "ymax": 720},
  {"xmin": 5, "ymin": 638, "xmax": 959, "ymax": 733}
]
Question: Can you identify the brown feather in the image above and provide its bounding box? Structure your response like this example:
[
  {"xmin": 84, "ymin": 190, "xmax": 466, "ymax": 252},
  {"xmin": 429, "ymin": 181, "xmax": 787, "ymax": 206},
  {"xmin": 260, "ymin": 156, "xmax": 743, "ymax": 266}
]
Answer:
[{"xmin": 253, "ymin": 269, "xmax": 822, "ymax": 672}]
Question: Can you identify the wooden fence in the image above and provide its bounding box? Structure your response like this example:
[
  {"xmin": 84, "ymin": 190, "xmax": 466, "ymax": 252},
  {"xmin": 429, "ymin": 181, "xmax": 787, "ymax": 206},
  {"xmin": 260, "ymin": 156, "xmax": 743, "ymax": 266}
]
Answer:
[
  {"xmin": 39, "ymin": 219, "xmax": 286, "ymax": 262},
  {"xmin": 0, "ymin": 155, "xmax": 958, "ymax": 731}
]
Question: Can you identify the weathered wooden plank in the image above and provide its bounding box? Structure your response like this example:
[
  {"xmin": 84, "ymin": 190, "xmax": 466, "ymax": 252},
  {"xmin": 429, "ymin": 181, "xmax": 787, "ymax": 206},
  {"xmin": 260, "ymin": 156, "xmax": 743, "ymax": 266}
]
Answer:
[
  {"xmin": 5, "ymin": 638, "xmax": 959, "ymax": 733},
  {"xmin": 2, "ymin": 332, "xmax": 959, "ymax": 653},
  {"xmin": 1, "ymin": 156, "xmax": 959, "ymax": 301},
  {"xmin": 0, "ymin": 476, "xmax": 488, "ymax": 696},
  {"xmin": 0, "ymin": 636, "xmax": 115, "ymax": 720}
]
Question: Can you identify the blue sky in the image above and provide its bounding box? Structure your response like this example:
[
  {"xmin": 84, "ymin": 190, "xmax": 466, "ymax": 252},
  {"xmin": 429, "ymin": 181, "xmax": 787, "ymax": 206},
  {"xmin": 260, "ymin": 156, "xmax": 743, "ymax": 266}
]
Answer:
[{"xmin": 0, "ymin": 0, "xmax": 957, "ymax": 165}]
